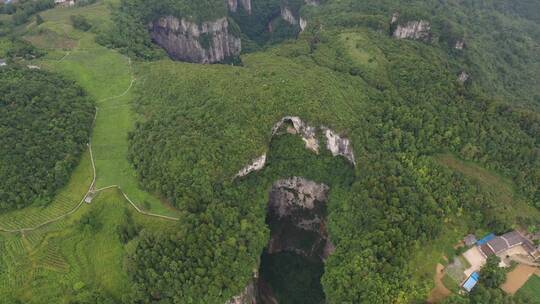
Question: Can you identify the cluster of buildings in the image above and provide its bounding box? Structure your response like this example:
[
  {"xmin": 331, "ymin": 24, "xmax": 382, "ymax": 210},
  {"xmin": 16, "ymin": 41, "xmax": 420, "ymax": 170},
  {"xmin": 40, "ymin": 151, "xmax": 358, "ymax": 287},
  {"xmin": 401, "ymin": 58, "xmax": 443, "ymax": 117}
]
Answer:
[
  {"xmin": 460, "ymin": 230, "xmax": 540, "ymax": 292},
  {"xmin": 474, "ymin": 231, "xmax": 540, "ymax": 260}
]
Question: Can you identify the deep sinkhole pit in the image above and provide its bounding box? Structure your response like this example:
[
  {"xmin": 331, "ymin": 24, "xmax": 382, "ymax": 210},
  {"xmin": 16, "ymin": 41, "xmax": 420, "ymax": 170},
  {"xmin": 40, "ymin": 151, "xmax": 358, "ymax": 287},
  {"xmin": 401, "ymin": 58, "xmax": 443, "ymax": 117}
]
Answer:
[{"xmin": 257, "ymin": 177, "xmax": 332, "ymax": 304}]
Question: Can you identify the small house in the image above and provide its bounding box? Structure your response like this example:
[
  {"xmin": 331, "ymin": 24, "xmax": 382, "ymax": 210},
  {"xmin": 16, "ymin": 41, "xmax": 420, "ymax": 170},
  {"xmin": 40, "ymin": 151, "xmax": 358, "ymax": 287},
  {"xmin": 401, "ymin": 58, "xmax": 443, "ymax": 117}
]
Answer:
[
  {"xmin": 462, "ymin": 272, "xmax": 480, "ymax": 292},
  {"xmin": 0, "ymin": 59, "xmax": 6, "ymax": 67}
]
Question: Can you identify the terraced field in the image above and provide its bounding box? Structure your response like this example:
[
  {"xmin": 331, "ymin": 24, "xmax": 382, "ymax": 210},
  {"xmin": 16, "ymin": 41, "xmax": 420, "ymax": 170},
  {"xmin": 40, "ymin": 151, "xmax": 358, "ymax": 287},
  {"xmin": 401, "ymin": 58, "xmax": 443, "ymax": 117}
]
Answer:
[
  {"xmin": 31, "ymin": 2, "xmax": 179, "ymax": 217},
  {"xmin": 0, "ymin": 150, "xmax": 92, "ymax": 232},
  {"xmin": 0, "ymin": 2, "xmax": 181, "ymax": 302}
]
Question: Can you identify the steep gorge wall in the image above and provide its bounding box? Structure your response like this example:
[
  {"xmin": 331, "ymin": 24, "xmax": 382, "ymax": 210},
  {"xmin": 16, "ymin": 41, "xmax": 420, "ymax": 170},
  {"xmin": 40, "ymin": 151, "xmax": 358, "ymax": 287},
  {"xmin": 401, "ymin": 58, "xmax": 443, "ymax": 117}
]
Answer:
[
  {"xmin": 267, "ymin": 177, "xmax": 333, "ymax": 260},
  {"xmin": 150, "ymin": 16, "xmax": 241, "ymax": 63},
  {"xmin": 227, "ymin": 0, "xmax": 252, "ymax": 14}
]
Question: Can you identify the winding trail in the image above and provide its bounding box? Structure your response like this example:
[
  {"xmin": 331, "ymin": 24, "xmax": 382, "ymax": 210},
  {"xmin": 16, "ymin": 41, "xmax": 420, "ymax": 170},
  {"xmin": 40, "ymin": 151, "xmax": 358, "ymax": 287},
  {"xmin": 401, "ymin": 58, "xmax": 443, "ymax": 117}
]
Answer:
[{"xmin": 0, "ymin": 56, "xmax": 179, "ymax": 234}]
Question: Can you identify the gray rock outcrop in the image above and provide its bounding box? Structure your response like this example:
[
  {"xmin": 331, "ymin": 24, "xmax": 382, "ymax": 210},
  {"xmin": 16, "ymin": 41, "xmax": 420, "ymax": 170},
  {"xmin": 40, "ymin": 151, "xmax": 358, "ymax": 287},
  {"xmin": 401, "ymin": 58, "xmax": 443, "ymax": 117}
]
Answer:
[
  {"xmin": 236, "ymin": 154, "xmax": 267, "ymax": 178},
  {"xmin": 280, "ymin": 6, "xmax": 298, "ymax": 25},
  {"xmin": 267, "ymin": 177, "xmax": 333, "ymax": 260},
  {"xmin": 150, "ymin": 16, "xmax": 241, "ymax": 64},
  {"xmin": 227, "ymin": 0, "xmax": 252, "ymax": 14},
  {"xmin": 323, "ymin": 127, "xmax": 356, "ymax": 166},
  {"xmin": 392, "ymin": 20, "xmax": 432, "ymax": 41},
  {"xmin": 272, "ymin": 116, "xmax": 319, "ymax": 153},
  {"xmin": 269, "ymin": 177, "xmax": 329, "ymax": 218},
  {"xmin": 304, "ymin": 0, "xmax": 320, "ymax": 6},
  {"xmin": 226, "ymin": 279, "xmax": 258, "ymax": 304},
  {"xmin": 458, "ymin": 71, "xmax": 469, "ymax": 83},
  {"xmin": 235, "ymin": 116, "xmax": 356, "ymax": 178}
]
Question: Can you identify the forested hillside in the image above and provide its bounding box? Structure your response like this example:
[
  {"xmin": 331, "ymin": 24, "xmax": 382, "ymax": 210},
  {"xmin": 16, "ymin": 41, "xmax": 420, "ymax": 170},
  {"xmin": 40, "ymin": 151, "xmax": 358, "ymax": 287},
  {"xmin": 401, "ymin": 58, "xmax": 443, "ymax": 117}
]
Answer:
[
  {"xmin": 126, "ymin": 22, "xmax": 540, "ymax": 302},
  {"xmin": 0, "ymin": 67, "xmax": 95, "ymax": 211},
  {"xmin": 0, "ymin": 0, "xmax": 538, "ymax": 303}
]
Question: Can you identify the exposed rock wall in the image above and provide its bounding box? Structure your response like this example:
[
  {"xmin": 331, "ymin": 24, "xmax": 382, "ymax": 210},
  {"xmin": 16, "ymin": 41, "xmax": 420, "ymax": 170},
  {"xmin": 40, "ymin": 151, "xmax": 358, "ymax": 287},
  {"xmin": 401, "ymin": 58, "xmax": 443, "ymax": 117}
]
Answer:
[
  {"xmin": 300, "ymin": 17, "xmax": 308, "ymax": 31},
  {"xmin": 226, "ymin": 279, "xmax": 258, "ymax": 304},
  {"xmin": 235, "ymin": 116, "xmax": 356, "ymax": 178},
  {"xmin": 322, "ymin": 127, "xmax": 356, "ymax": 166},
  {"xmin": 458, "ymin": 71, "xmax": 470, "ymax": 83},
  {"xmin": 227, "ymin": 0, "xmax": 252, "ymax": 14},
  {"xmin": 304, "ymin": 0, "xmax": 320, "ymax": 6},
  {"xmin": 269, "ymin": 177, "xmax": 329, "ymax": 218},
  {"xmin": 280, "ymin": 6, "xmax": 298, "ymax": 25},
  {"xmin": 150, "ymin": 16, "xmax": 241, "ymax": 64},
  {"xmin": 267, "ymin": 177, "xmax": 333, "ymax": 260},
  {"xmin": 271, "ymin": 116, "xmax": 319, "ymax": 153},
  {"xmin": 392, "ymin": 20, "xmax": 432, "ymax": 41},
  {"xmin": 236, "ymin": 154, "xmax": 267, "ymax": 178}
]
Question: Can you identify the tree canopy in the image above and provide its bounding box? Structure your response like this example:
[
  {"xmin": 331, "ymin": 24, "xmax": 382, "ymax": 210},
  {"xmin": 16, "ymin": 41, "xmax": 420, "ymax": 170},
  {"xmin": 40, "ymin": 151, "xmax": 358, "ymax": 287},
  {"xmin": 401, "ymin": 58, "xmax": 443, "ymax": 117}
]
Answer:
[{"xmin": 0, "ymin": 67, "xmax": 95, "ymax": 211}]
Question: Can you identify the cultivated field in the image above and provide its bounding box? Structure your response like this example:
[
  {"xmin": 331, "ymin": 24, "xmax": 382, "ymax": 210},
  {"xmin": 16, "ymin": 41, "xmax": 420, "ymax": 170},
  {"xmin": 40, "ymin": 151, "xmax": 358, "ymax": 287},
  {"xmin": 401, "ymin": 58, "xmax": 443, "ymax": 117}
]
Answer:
[
  {"xmin": 0, "ymin": 2, "xmax": 181, "ymax": 302},
  {"xmin": 514, "ymin": 274, "xmax": 540, "ymax": 303}
]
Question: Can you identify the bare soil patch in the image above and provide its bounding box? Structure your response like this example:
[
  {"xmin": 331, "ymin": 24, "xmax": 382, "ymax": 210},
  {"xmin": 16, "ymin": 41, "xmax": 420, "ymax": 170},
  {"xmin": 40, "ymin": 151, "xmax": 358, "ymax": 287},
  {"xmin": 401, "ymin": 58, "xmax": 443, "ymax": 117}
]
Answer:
[
  {"xmin": 427, "ymin": 263, "xmax": 452, "ymax": 303},
  {"xmin": 501, "ymin": 264, "xmax": 537, "ymax": 294}
]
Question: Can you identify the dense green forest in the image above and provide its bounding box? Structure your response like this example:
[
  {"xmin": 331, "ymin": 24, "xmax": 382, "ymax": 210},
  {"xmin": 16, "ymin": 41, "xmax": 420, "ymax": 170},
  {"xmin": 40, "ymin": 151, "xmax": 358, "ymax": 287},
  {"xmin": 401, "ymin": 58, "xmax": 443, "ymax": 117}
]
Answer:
[
  {"xmin": 126, "ymin": 26, "xmax": 539, "ymax": 301},
  {"xmin": 0, "ymin": 0, "xmax": 539, "ymax": 303},
  {"xmin": 0, "ymin": 67, "xmax": 95, "ymax": 211},
  {"xmin": 123, "ymin": 0, "xmax": 540, "ymax": 300}
]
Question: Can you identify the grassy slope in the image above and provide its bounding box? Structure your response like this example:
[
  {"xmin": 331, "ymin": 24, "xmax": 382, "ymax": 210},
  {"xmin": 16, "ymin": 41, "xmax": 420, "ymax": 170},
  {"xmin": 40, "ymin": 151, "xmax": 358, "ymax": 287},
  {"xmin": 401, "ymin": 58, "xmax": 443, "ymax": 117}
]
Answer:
[
  {"xmin": 33, "ymin": 2, "xmax": 178, "ymax": 217},
  {"xmin": 0, "ymin": 3, "xmax": 180, "ymax": 302},
  {"xmin": 0, "ymin": 190, "xmax": 177, "ymax": 303},
  {"xmin": 435, "ymin": 153, "xmax": 540, "ymax": 222}
]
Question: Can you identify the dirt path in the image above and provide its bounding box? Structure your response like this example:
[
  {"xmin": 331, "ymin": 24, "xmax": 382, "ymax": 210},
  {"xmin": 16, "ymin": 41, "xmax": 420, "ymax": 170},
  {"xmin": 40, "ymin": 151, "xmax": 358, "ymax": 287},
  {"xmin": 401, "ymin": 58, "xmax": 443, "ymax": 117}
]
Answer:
[
  {"xmin": 501, "ymin": 264, "xmax": 538, "ymax": 294},
  {"xmin": 427, "ymin": 263, "xmax": 452, "ymax": 303},
  {"xmin": 0, "ymin": 59, "xmax": 180, "ymax": 234}
]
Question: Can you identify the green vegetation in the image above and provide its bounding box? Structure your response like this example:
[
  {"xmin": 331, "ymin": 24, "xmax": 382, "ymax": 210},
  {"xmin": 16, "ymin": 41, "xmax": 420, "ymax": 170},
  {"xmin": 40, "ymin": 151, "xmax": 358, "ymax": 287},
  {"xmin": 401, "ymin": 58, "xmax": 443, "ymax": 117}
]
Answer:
[
  {"xmin": 480, "ymin": 256, "xmax": 507, "ymax": 289},
  {"xmin": 0, "ymin": 0, "xmax": 54, "ymax": 25},
  {"xmin": 260, "ymin": 252, "xmax": 325, "ymax": 304},
  {"xmin": 0, "ymin": 0, "xmax": 539, "ymax": 303},
  {"xmin": 125, "ymin": 7, "xmax": 540, "ymax": 301},
  {"xmin": 0, "ymin": 150, "xmax": 92, "ymax": 231},
  {"xmin": 515, "ymin": 275, "xmax": 540, "ymax": 304},
  {"xmin": 70, "ymin": 14, "xmax": 92, "ymax": 31},
  {"xmin": 0, "ymin": 67, "xmax": 95, "ymax": 212},
  {"xmin": 0, "ymin": 190, "xmax": 177, "ymax": 303}
]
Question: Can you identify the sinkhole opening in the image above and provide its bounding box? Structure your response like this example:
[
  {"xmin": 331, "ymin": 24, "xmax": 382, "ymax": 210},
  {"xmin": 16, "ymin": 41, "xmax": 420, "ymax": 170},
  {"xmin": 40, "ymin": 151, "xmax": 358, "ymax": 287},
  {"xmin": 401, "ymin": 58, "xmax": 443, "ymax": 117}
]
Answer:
[{"xmin": 257, "ymin": 177, "xmax": 332, "ymax": 304}]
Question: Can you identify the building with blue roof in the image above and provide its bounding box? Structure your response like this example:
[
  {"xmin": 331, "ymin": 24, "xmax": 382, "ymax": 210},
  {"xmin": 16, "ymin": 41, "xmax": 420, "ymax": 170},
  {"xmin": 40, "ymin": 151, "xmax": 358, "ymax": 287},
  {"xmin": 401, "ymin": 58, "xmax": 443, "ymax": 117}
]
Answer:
[
  {"xmin": 476, "ymin": 233, "xmax": 495, "ymax": 246},
  {"xmin": 462, "ymin": 272, "xmax": 480, "ymax": 292}
]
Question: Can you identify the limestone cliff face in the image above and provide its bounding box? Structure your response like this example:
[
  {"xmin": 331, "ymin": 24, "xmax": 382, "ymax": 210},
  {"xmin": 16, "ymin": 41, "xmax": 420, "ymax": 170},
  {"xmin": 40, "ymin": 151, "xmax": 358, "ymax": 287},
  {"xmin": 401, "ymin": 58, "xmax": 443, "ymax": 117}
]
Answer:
[
  {"xmin": 227, "ymin": 0, "xmax": 252, "ymax": 14},
  {"xmin": 269, "ymin": 177, "xmax": 329, "ymax": 218},
  {"xmin": 304, "ymin": 0, "xmax": 320, "ymax": 6},
  {"xmin": 455, "ymin": 39, "xmax": 465, "ymax": 50},
  {"xmin": 235, "ymin": 116, "xmax": 356, "ymax": 178},
  {"xmin": 392, "ymin": 20, "xmax": 432, "ymax": 41},
  {"xmin": 280, "ymin": 6, "xmax": 298, "ymax": 25},
  {"xmin": 391, "ymin": 13, "xmax": 431, "ymax": 41},
  {"xmin": 267, "ymin": 177, "xmax": 333, "ymax": 260},
  {"xmin": 322, "ymin": 127, "xmax": 356, "ymax": 166},
  {"xmin": 236, "ymin": 154, "xmax": 266, "ymax": 178},
  {"xmin": 226, "ymin": 279, "xmax": 258, "ymax": 304},
  {"xmin": 271, "ymin": 116, "xmax": 319, "ymax": 153},
  {"xmin": 150, "ymin": 16, "xmax": 241, "ymax": 64}
]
